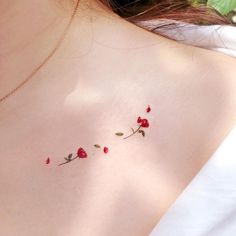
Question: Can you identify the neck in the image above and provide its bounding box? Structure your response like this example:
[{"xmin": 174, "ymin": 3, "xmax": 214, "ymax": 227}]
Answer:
[
  {"xmin": 0, "ymin": 0, "xmax": 164, "ymax": 106},
  {"xmin": 0, "ymin": 0, "xmax": 121, "ymax": 99}
]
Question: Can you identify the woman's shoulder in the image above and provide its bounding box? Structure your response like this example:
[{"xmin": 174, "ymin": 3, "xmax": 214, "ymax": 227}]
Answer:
[
  {"xmin": 125, "ymin": 21, "xmax": 236, "ymax": 80},
  {"xmin": 129, "ymin": 26, "xmax": 236, "ymax": 132},
  {"xmin": 138, "ymin": 28, "xmax": 236, "ymax": 105}
]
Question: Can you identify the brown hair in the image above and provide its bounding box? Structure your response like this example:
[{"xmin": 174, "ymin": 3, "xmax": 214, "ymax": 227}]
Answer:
[{"xmin": 97, "ymin": 0, "xmax": 232, "ymax": 33}]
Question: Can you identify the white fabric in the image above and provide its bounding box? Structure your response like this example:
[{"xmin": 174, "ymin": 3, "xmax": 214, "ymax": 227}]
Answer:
[
  {"xmin": 147, "ymin": 23, "xmax": 236, "ymax": 236},
  {"xmin": 161, "ymin": 24, "xmax": 236, "ymax": 58},
  {"xmin": 138, "ymin": 21, "xmax": 236, "ymax": 58},
  {"xmin": 149, "ymin": 125, "xmax": 236, "ymax": 236}
]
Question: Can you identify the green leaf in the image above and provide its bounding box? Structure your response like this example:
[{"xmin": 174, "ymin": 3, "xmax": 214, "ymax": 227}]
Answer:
[
  {"xmin": 115, "ymin": 132, "xmax": 124, "ymax": 136},
  {"xmin": 191, "ymin": 0, "xmax": 207, "ymax": 6},
  {"xmin": 138, "ymin": 130, "xmax": 145, "ymax": 137},
  {"xmin": 63, "ymin": 153, "xmax": 73, "ymax": 162},
  {"xmin": 94, "ymin": 144, "xmax": 101, "ymax": 148},
  {"xmin": 207, "ymin": 0, "xmax": 236, "ymax": 15}
]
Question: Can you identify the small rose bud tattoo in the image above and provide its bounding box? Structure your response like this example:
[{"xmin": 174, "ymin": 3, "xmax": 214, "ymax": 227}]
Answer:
[
  {"xmin": 45, "ymin": 157, "xmax": 50, "ymax": 164},
  {"xmin": 103, "ymin": 146, "xmax": 109, "ymax": 154}
]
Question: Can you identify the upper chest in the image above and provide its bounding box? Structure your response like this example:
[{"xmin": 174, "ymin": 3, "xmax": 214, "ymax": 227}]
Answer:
[{"xmin": 0, "ymin": 60, "xmax": 235, "ymax": 235}]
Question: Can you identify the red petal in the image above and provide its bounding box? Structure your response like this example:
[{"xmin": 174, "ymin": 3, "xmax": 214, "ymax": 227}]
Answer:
[
  {"xmin": 137, "ymin": 116, "xmax": 142, "ymax": 123},
  {"xmin": 103, "ymin": 147, "xmax": 109, "ymax": 154},
  {"xmin": 77, "ymin": 147, "xmax": 88, "ymax": 158},
  {"xmin": 79, "ymin": 152, "xmax": 87, "ymax": 158},
  {"xmin": 45, "ymin": 157, "xmax": 50, "ymax": 164},
  {"xmin": 146, "ymin": 105, "xmax": 151, "ymax": 113},
  {"xmin": 140, "ymin": 119, "xmax": 149, "ymax": 128}
]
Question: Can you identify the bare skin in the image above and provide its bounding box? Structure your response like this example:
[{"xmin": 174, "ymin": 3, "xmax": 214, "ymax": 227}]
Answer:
[{"xmin": 0, "ymin": 0, "xmax": 236, "ymax": 235}]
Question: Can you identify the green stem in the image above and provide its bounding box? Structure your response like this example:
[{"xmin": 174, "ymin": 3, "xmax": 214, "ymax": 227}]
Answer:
[
  {"xmin": 123, "ymin": 125, "xmax": 141, "ymax": 139},
  {"xmin": 58, "ymin": 155, "xmax": 78, "ymax": 166}
]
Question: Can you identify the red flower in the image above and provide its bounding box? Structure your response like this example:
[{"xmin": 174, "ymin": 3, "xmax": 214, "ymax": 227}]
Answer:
[
  {"xmin": 77, "ymin": 147, "xmax": 88, "ymax": 158},
  {"xmin": 137, "ymin": 116, "xmax": 149, "ymax": 128},
  {"xmin": 45, "ymin": 157, "xmax": 50, "ymax": 164},
  {"xmin": 146, "ymin": 105, "xmax": 151, "ymax": 113},
  {"xmin": 140, "ymin": 118, "xmax": 149, "ymax": 128},
  {"xmin": 137, "ymin": 116, "xmax": 142, "ymax": 123},
  {"xmin": 103, "ymin": 146, "xmax": 109, "ymax": 154}
]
